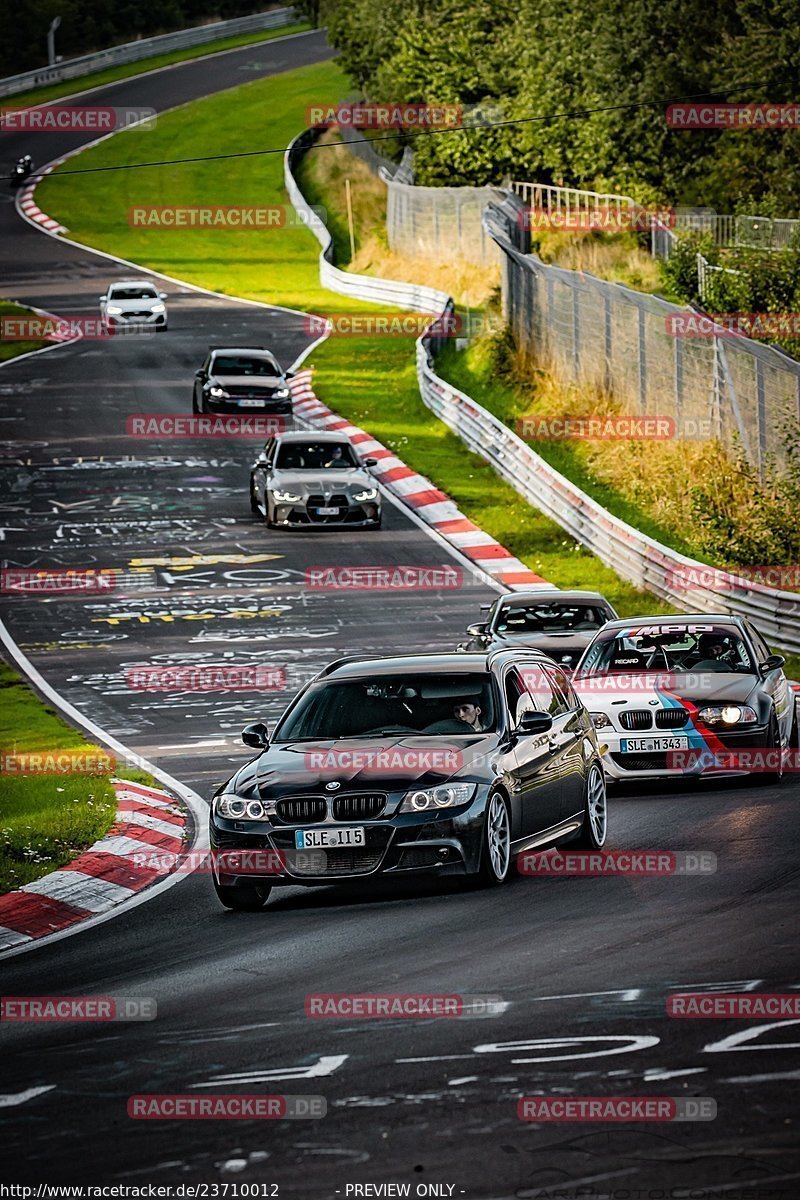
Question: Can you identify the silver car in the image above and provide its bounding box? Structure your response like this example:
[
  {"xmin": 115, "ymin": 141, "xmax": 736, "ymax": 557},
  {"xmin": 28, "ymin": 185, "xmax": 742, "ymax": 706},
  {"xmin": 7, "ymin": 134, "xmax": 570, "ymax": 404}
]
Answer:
[
  {"xmin": 98, "ymin": 279, "xmax": 168, "ymax": 331},
  {"xmin": 250, "ymin": 431, "xmax": 381, "ymax": 529}
]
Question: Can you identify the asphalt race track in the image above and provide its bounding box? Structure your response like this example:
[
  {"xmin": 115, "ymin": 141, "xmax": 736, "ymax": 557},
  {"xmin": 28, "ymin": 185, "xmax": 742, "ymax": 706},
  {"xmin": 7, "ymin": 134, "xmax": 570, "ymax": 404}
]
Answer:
[{"xmin": 1, "ymin": 31, "xmax": 799, "ymax": 1199}]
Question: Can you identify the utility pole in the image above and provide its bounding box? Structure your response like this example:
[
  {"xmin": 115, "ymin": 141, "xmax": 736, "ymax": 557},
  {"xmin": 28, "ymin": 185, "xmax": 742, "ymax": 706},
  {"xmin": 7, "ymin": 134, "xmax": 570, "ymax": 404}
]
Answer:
[{"xmin": 47, "ymin": 16, "xmax": 62, "ymax": 67}]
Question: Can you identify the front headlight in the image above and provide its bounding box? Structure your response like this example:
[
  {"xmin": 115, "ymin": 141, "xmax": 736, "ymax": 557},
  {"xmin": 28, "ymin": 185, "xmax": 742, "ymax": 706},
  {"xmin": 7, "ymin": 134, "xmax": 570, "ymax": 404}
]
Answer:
[
  {"xmin": 105, "ymin": 305, "xmax": 122, "ymax": 315},
  {"xmin": 150, "ymin": 303, "xmax": 166, "ymax": 313},
  {"xmin": 208, "ymin": 385, "xmax": 228, "ymax": 398},
  {"xmin": 273, "ymin": 387, "xmax": 290, "ymax": 399},
  {"xmin": 353, "ymin": 487, "xmax": 378, "ymax": 502},
  {"xmin": 214, "ymin": 793, "xmax": 267, "ymax": 820},
  {"xmin": 399, "ymin": 783, "xmax": 476, "ymax": 813},
  {"xmin": 590, "ymin": 712, "xmax": 612, "ymax": 729},
  {"xmin": 698, "ymin": 705, "xmax": 758, "ymax": 726},
  {"xmin": 272, "ymin": 489, "xmax": 302, "ymax": 504}
]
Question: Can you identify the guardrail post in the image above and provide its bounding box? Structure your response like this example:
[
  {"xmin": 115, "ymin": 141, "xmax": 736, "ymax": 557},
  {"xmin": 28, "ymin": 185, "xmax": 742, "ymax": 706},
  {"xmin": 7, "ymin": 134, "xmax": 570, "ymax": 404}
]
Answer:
[
  {"xmin": 756, "ymin": 357, "xmax": 767, "ymax": 484},
  {"xmin": 604, "ymin": 292, "xmax": 613, "ymax": 392},
  {"xmin": 637, "ymin": 303, "xmax": 647, "ymax": 412},
  {"xmin": 674, "ymin": 331, "xmax": 684, "ymax": 430},
  {"xmin": 572, "ymin": 288, "xmax": 581, "ymax": 376}
]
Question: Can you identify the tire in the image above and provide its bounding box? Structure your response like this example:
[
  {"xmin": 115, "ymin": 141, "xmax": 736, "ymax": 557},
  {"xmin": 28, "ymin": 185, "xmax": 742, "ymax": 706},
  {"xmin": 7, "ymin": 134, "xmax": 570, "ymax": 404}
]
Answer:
[
  {"xmin": 571, "ymin": 762, "xmax": 608, "ymax": 849},
  {"xmin": 757, "ymin": 714, "xmax": 784, "ymax": 785},
  {"xmin": 213, "ymin": 876, "xmax": 271, "ymax": 911},
  {"xmin": 249, "ymin": 476, "xmax": 261, "ymax": 515},
  {"xmin": 192, "ymin": 392, "xmax": 199, "ymax": 414},
  {"xmin": 372, "ymin": 514, "xmax": 383, "ymax": 530},
  {"xmin": 477, "ymin": 791, "xmax": 512, "ymax": 886},
  {"xmin": 790, "ymin": 698, "xmax": 799, "ymax": 750}
]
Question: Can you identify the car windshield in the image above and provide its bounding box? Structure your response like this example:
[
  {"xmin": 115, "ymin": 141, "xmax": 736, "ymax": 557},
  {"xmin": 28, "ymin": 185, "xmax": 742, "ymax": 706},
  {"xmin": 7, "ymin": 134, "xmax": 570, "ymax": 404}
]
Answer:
[
  {"xmin": 275, "ymin": 673, "xmax": 496, "ymax": 740},
  {"xmin": 576, "ymin": 623, "xmax": 755, "ymax": 675},
  {"xmin": 212, "ymin": 355, "xmax": 279, "ymax": 377},
  {"xmin": 110, "ymin": 286, "xmax": 158, "ymax": 300},
  {"xmin": 495, "ymin": 602, "xmax": 608, "ymax": 634},
  {"xmin": 274, "ymin": 441, "xmax": 358, "ymax": 470}
]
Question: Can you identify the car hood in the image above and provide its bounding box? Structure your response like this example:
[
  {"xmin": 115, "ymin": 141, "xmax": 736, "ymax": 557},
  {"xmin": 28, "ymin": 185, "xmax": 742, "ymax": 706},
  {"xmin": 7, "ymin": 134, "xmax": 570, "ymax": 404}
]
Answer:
[
  {"xmin": 210, "ymin": 373, "xmax": 285, "ymax": 389},
  {"xmin": 492, "ymin": 629, "xmax": 598, "ymax": 662},
  {"xmin": 573, "ymin": 671, "xmax": 759, "ymax": 707},
  {"xmin": 110, "ymin": 297, "xmax": 161, "ymax": 310},
  {"xmin": 225, "ymin": 734, "xmax": 498, "ymax": 800},
  {"xmin": 271, "ymin": 468, "xmax": 372, "ymax": 492}
]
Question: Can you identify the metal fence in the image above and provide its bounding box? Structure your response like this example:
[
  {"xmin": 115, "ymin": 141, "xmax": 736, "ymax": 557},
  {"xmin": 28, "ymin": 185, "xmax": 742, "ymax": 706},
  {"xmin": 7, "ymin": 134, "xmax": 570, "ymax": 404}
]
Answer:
[
  {"xmin": 384, "ymin": 175, "xmax": 505, "ymax": 267},
  {"xmin": 486, "ymin": 193, "xmax": 800, "ymax": 480},
  {"xmin": 0, "ymin": 8, "xmax": 297, "ymax": 99}
]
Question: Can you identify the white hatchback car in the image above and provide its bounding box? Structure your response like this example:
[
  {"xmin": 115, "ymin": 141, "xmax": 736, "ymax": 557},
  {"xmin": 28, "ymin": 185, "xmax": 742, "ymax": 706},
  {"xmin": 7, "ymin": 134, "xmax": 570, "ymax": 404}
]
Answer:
[{"xmin": 99, "ymin": 280, "xmax": 168, "ymax": 331}]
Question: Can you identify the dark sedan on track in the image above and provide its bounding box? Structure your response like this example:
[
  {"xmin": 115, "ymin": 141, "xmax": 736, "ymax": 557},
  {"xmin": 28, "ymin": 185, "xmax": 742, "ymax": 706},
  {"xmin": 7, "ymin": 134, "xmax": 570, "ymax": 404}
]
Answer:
[
  {"xmin": 192, "ymin": 346, "xmax": 294, "ymax": 414},
  {"xmin": 209, "ymin": 651, "xmax": 607, "ymax": 910},
  {"xmin": 457, "ymin": 589, "xmax": 618, "ymax": 669}
]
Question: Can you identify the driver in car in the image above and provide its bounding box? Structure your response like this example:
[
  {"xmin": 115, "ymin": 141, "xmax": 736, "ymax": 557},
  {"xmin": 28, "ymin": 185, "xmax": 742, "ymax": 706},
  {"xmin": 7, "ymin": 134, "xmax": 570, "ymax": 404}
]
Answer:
[
  {"xmin": 453, "ymin": 700, "xmax": 484, "ymax": 731},
  {"xmin": 324, "ymin": 445, "xmax": 345, "ymax": 467},
  {"xmin": 693, "ymin": 635, "xmax": 734, "ymax": 671}
]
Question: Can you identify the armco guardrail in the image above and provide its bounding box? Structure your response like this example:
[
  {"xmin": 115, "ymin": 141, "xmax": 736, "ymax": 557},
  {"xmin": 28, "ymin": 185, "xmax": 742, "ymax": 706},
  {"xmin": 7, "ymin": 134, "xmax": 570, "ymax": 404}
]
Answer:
[
  {"xmin": 0, "ymin": 8, "xmax": 296, "ymax": 99},
  {"xmin": 286, "ymin": 127, "xmax": 800, "ymax": 655}
]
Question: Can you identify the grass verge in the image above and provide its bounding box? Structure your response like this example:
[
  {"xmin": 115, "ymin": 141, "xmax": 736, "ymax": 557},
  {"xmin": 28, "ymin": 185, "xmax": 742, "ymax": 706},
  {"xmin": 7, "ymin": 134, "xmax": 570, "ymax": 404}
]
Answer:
[
  {"xmin": 9, "ymin": 23, "xmax": 311, "ymax": 109},
  {"xmin": 0, "ymin": 662, "xmax": 154, "ymax": 893},
  {"xmin": 0, "ymin": 300, "xmax": 49, "ymax": 363},
  {"xmin": 34, "ymin": 64, "xmax": 800, "ymax": 677}
]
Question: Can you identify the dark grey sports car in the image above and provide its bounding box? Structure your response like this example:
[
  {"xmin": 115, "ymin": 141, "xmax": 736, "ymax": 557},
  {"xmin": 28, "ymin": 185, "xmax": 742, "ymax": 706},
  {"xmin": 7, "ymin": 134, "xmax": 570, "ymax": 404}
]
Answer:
[
  {"xmin": 192, "ymin": 346, "xmax": 293, "ymax": 414},
  {"xmin": 457, "ymin": 589, "xmax": 618, "ymax": 669},
  {"xmin": 209, "ymin": 651, "xmax": 607, "ymax": 909}
]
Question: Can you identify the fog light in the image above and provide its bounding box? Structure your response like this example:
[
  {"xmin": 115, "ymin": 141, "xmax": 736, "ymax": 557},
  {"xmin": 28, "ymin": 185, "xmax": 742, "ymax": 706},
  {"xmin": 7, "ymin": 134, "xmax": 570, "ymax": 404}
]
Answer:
[{"xmin": 436, "ymin": 847, "xmax": 450, "ymax": 861}]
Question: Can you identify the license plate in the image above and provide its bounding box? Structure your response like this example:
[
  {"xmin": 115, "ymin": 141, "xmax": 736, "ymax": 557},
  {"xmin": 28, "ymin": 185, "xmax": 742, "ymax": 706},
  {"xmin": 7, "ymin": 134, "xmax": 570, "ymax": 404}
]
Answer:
[
  {"xmin": 238, "ymin": 399, "xmax": 265, "ymax": 407},
  {"xmin": 620, "ymin": 736, "xmax": 690, "ymax": 752},
  {"xmin": 316, "ymin": 506, "xmax": 340, "ymax": 516},
  {"xmin": 295, "ymin": 827, "xmax": 365, "ymax": 849}
]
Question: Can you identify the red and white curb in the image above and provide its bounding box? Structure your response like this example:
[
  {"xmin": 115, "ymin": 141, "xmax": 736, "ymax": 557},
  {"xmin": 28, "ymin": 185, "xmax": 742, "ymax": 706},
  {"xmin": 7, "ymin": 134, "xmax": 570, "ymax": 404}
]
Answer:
[
  {"xmin": 289, "ymin": 370, "xmax": 549, "ymax": 591},
  {"xmin": 17, "ymin": 163, "xmax": 68, "ymax": 234},
  {"xmin": 0, "ymin": 779, "xmax": 188, "ymax": 952}
]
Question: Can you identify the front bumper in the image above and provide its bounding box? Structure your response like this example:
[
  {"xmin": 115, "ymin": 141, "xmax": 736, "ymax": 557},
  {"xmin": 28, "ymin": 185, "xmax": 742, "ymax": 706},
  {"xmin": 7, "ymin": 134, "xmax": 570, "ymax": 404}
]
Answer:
[
  {"xmin": 209, "ymin": 798, "xmax": 486, "ymax": 888},
  {"xmin": 204, "ymin": 394, "xmax": 293, "ymax": 414},
  {"xmin": 600, "ymin": 724, "xmax": 772, "ymax": 780},
  {"xmin": 105, "ymin": 311, "xmax": 166, "ymax": 328},
  {"xmin": 270, "ymin": 500, "xmax": 381, "ymax": 528}
]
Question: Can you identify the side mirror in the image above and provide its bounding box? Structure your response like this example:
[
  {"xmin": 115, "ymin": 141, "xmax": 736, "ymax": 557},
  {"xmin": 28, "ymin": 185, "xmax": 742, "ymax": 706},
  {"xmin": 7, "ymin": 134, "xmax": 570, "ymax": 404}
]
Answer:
[
  {"xmin": 466, "ymin": 622, "xmax": 488, "ymax": 637},
  {"xmin": 284, "ymin": 370, "xmax": 295, "ymax": 380},
  {"xmin": 159, "ymin": 292, "xmax": 168, "ymax": 300},
  {"xmin": 242, "ymin": 721, "xmax": 270, "ymax": 749},
  {"xmin": 761, "ymin": 654, "xmax": 785, "ymax": 673},
  {"xmin": 364, "ymin": 457, "xmax": 378, "ymax": 468},
  {"xmin": 516, "ymin": 710, "xmax": 553, "ymax": 735},
  {"xmin": 98, "ymin": 294, "xmax": 106, "ymax": 301}
]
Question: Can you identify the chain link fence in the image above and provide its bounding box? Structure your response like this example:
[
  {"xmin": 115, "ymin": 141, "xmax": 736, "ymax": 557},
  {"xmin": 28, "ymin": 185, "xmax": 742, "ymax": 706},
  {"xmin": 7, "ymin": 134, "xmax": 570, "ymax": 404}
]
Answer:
[
  {"xmin": 485, "ymin": 194, "xmax": 800, "ymax": 480},
  {"xmin": 384, "ymin": 175, "xmax": 504, "ymax": 266}
]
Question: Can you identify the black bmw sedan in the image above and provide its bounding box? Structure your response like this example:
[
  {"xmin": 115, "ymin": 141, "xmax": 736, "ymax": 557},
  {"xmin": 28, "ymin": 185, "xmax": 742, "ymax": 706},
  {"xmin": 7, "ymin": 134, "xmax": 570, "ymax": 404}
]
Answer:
[{"xmin": 209, "ymin": 651, "xmax": 607, "ymax": 910}]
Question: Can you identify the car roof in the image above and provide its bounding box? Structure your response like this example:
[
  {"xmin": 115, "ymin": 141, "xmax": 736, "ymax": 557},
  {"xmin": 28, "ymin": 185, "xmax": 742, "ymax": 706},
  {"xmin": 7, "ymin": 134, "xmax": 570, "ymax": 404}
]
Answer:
[
  {"xmin": 322, "ymin": 650, "xmax": 556, "ymax": 680},
  {"xmin": 495, "ymin": 589, "xmax": 612, "ymax": 605},
  {"xmin": 210, "ymin": 347, "xmax": 276, "ymax": 357},
  {"xmin": 275, "ymin": 430, "xmax": 354, "ymax": 444},
  {"xmin": 600, "ymin": 614, "xmax": 745, "ymax": 631},
  {"xmin": 109, "ymin": 279, "xmax": 159, "ymax": 287}
]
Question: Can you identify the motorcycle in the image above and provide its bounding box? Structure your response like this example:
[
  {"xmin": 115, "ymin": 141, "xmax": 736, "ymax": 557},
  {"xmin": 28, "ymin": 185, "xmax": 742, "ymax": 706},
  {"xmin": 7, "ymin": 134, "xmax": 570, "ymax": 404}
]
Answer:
[{"xmin": 9, "ymin": 156, "xmax": 34, "ymax": 188}]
